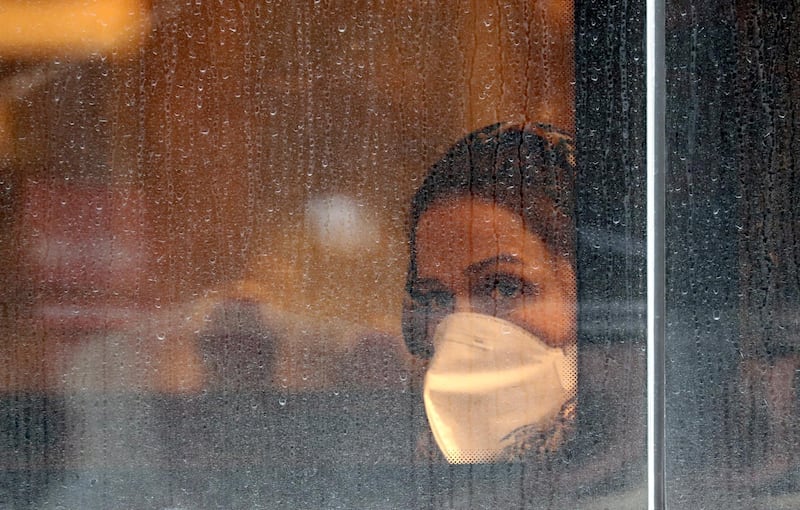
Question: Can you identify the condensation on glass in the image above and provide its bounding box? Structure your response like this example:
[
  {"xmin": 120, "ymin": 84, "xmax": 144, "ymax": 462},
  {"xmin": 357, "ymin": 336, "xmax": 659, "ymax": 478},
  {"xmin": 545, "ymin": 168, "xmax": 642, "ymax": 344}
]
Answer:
[
  {"xmin": 0, "ymin": 1, "xmax": 647, "ymax": 508},
  {"xmin": 665, "ymin": 0, "xmax": 800, "ymax": 507}
]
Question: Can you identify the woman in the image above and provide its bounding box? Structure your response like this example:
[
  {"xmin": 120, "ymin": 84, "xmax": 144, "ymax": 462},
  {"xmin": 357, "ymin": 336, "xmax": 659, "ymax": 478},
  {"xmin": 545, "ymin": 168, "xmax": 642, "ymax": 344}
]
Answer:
[{"xmin": 403, "ymin": 122, "xmax": 578, "ymax": 464}]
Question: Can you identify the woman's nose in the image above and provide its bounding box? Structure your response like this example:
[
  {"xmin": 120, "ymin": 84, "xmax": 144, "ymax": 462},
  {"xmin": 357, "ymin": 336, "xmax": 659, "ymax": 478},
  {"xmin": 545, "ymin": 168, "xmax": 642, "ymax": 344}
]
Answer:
[
  {"xmin": 453, "ymin": 295, "xmax": 473, "ymax": 314},
  {"xmin": 452, "ymin": 292, "xmax": 499, "ymax": 318}
]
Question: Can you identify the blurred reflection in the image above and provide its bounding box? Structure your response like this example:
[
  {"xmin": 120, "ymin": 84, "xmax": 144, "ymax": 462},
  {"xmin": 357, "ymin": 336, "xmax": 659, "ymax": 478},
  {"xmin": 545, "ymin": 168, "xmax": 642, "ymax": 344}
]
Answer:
[
  {"xmin": 734, "ymin": 0, "xmax": 800, "ymax": 499},
  {"xmin": 664, "ymin": 0, "xmax": 800, "ymax": 506}
]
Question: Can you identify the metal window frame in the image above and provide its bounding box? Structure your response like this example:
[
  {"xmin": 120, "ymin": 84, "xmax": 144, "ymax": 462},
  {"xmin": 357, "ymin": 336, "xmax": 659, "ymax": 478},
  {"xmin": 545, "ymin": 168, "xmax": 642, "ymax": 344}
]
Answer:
[{"xmin": 647, "ymin": 0, "xmax": 666, "ymax": 508}]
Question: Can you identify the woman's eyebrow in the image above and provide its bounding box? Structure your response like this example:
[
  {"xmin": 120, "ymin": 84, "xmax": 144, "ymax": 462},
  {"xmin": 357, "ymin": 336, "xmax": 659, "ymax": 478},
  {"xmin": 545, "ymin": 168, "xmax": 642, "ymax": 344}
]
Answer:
[{"xmin": 465, "ymin": 254, "xmax": 523, "ymax": 275}]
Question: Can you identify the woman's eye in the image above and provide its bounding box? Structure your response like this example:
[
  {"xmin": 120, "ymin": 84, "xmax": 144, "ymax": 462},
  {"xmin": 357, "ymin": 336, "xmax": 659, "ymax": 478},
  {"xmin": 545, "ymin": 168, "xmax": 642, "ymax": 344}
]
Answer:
[
  {"xmin": 477, "ymin": 274, "xmax": 535, "ymax": 301},
  {"xmin": 410, "ymin": 289, "xmax": 453, "ymax": 314}
]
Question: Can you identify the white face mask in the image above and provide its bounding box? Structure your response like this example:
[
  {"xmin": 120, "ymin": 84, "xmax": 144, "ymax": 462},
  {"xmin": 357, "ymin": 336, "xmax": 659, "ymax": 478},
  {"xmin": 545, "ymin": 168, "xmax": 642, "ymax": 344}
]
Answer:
[{"xmin": 423, "ymin": 312, "xmax": 577, "ymax": 464}]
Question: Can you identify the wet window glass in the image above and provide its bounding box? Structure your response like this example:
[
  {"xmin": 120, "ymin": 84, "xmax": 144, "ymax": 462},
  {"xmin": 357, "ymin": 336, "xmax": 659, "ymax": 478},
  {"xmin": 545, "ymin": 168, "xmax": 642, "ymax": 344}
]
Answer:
[
  {"xmin": 665, "ymin": 0, "xmax": 799, "ymax": 507},
  {"xmin": 1, "ymin": 1, "xmax": 649, "ymax": 508}
]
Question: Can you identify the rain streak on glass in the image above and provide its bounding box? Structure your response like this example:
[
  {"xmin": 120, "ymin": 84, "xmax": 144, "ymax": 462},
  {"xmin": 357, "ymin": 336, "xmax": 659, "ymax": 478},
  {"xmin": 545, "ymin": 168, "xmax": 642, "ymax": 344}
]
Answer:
[{"xmin": 664, "ymin": 0, "xmax": 800, "ymax": 507}]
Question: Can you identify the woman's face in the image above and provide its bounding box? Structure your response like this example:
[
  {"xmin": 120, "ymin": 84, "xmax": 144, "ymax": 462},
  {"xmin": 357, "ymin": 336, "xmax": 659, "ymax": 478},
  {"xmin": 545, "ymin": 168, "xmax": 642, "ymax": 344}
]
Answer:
[{"xmin": 410, "ymin": 195, "xmax": 576, "ymax": 349}]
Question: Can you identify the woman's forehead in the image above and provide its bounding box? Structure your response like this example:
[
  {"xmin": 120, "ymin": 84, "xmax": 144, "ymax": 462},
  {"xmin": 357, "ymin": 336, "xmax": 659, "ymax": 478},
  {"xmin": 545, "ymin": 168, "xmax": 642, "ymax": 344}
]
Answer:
[
  {"xmin": 417, "ymin": 196, "xmax": 526, "ymax": 237},
  {"xmin": 414, "ymin": 196, "xmax": 553, "ymax": 277}
]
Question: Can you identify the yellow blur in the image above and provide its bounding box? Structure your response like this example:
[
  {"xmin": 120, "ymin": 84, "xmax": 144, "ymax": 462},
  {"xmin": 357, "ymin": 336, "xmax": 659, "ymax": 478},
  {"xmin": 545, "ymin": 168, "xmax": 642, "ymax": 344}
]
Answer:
[{"xmin": 0, "ymin": 0, "xmax": 149, "ymax": 57}]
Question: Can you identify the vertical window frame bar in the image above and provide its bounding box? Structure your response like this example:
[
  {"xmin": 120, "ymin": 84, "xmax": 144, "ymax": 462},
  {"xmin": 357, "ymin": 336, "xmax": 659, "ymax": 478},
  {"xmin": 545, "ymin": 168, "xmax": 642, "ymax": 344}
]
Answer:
[{"xmin": 647, "ymin": 0, "xmax": 666, "ymax": 508}]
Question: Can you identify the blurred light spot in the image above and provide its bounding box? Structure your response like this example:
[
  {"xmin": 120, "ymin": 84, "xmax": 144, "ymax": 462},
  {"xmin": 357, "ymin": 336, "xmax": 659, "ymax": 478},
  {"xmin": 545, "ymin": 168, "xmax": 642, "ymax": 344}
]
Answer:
[{"xmin": 305, "ymin": 194, "xmax": 381, "ymax": 254}]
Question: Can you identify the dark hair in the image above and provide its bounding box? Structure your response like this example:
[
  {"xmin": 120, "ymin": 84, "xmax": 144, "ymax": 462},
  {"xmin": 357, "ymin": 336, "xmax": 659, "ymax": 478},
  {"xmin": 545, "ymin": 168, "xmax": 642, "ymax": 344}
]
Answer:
[{"xmin": 403, "ymin": 122, "xmax": 576, "ymax": 357}]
